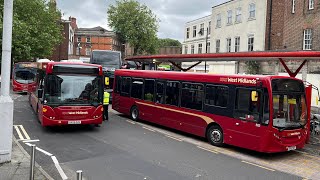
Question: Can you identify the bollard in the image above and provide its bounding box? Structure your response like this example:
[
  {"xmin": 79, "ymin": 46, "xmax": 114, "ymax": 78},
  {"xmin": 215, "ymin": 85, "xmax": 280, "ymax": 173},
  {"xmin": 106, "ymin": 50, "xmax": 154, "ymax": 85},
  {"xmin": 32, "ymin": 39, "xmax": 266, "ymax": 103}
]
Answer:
[
  {"xmin": 76, "ymin": 170, "xmax": 83, "ymax": 180},
  {"xmin": 29, "ymin": 145, "xmax": 36, "ymax": 180}
]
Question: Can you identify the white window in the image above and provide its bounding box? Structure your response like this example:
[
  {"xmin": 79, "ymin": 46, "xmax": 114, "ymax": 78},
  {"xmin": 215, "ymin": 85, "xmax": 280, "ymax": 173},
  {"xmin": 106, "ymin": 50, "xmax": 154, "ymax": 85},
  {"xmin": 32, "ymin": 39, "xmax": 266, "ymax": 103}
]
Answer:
[
  {"xmin": 248, "ymin": 35, "xmax": 254, "ymax": 51},
  {"xmin": 193, "ymin": 26, "xmax": 197, "ymax": 37},
  {"xmin": 226, "ymin": 38, "xmax": 231, "ymax": 52},
  {"xmin": 77, "ymin": 36, "xmax": 81, "ymax": 42},
  {"xmin": 292, "ymin": 0, "xmax": 295, "ymax": 13},
  {"xmin": 200, "ymin": 23, "xmax": 204, "ymax": 36},
  {"xmin": 198, "ymin": 43, "xmax": 203, "ymax": 54},
  {"xmin": 303, "ymin": 29, "xmax": 312, "ymax": 50},
  {"xmin": 186, "ymin": 28, "xmax": 190, "ymax": 39},
  {"xmin": 86, "ymin": 37, "xmax": 91, "ymax": 43},
  {"xmin": 184, "ymin": 45, "xmax": 188, "ymax": 54},
  {"xmin": 235, "ymin": 37, "xmax": 240, "ymax": 52},
  {"xmin": 309, "ymin": 0, "xmax": 314, "ymax": 10},
  {"xmin": 249, "ymin": 3, "xmax": 256, "ymax": 19},
  {"xmin": 227, "ymin": 10, "xmax": 232, "ymax": 24},
  {"xmin": 206, "ymin": 42, "xmax": 210, "ymax": 53},
  {"xmin": 191, "ymin": 45, "xmax": 195, "ymax": 54},
  {"xmin": 216, "ymin": 39, "xmax": 220, "ymax": 53},
  {"xmin": 216, "ymin": 14, "xmax": 221, "ymax": 28},
  {"xmin": 208, "ymin": 21, "xmax": 211, "ymax": 35},
  {"xmin": 86, "ymin": 48, "xmax": 91, "ymax": 55},
  {"xmin": 236, "ymin": 7, "xmax": 242, "ymax": 23}
]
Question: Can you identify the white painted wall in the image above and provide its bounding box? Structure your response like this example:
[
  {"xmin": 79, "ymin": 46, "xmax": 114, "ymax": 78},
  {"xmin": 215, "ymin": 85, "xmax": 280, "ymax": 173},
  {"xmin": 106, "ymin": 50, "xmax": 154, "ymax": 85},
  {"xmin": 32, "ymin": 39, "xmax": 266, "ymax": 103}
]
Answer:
[{"xmin": 211, "ymin": 0, "xmax": 267, "ymax": 53}]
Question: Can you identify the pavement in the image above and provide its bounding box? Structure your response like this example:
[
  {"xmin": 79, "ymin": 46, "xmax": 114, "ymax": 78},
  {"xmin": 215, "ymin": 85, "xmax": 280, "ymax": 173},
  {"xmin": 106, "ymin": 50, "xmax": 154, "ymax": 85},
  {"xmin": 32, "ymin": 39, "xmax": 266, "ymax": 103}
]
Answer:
[{"xmin": 0, "ymin": 137, "xmax": 53, "ymax": 180}]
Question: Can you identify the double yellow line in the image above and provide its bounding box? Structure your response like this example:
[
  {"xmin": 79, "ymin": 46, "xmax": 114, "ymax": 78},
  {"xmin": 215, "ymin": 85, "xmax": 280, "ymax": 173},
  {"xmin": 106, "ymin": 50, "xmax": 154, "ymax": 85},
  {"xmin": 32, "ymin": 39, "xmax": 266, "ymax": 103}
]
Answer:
[{"xmin": 13, "ymin": 125, "xmax": 30, "ymax": 140}]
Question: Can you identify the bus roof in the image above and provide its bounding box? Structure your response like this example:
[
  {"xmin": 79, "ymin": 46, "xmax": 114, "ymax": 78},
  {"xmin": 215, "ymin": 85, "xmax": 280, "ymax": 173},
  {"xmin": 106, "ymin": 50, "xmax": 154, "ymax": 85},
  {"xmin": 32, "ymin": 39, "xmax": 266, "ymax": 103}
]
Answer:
[
  {"xmin": 115, "ymin": 69, "xmax": 300, "ymax": 86},
  {"xmin": 44, "ymin": 62, "xmax": 103, "ymax": 75}
]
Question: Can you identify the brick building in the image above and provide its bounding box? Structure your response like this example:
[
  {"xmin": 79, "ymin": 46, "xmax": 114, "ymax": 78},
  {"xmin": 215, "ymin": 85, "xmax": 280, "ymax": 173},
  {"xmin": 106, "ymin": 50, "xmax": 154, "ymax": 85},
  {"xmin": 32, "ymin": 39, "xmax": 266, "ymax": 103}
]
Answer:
[
  {"xmin": 50, "ymin": 20, "xmax": 72, "ymax": 61},
  {"xmin": 74, "ymin": 26, "xmax": 122, "ymax": 58}
]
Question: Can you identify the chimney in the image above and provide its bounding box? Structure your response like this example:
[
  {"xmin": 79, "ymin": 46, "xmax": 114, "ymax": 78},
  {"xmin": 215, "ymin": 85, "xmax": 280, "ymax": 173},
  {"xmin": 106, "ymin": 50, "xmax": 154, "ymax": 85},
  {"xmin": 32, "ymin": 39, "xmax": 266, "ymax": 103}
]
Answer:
[{"xmin": 69, "ymin": 16, "xmax": 78, "ymax": 30}]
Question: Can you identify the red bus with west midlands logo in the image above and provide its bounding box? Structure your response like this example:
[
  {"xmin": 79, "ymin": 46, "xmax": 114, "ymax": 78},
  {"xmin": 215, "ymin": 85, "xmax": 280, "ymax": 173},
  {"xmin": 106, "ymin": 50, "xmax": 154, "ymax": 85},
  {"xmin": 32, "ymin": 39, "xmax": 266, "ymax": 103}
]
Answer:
[
  {"xmin": 12, "ymin": 62, "xmax": 38, "ymax": 93},
  {"xmin": 29, "ymin": 62, "xmax": 104, "ymax": 127}
]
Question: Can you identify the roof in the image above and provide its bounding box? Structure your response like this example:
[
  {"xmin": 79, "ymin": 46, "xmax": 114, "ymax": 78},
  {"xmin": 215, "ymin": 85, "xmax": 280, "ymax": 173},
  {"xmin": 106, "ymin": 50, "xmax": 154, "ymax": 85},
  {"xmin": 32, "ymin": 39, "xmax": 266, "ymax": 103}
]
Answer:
[
  {"xmin": 125, "ymin": 51, "xmax": 320, "ymax": 63},
  {"xmin": 75, "ymin": 26, "xmax": 116, "ymax": 37}
]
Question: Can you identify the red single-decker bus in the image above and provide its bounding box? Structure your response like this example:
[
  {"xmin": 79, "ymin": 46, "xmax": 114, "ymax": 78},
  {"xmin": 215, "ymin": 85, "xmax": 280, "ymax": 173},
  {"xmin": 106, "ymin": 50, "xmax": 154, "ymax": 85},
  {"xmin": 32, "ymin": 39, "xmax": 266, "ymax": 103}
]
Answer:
[
  {"xmin": 29, "ymin": 62, "xmax": 104, "ymax": 126},
  {"xmin": 12, "ymin": 62, "xmax": 38, "ymax": 93}
]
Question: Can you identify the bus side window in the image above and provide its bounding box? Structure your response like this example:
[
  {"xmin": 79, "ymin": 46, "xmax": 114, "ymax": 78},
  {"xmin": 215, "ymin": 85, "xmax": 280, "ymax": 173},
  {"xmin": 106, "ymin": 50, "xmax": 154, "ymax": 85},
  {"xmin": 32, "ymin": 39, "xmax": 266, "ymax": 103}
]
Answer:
[
  {"xmin": 235, "ymin": 88, "xmax": 261, "ymax": 122},
  {"xmin": 115, "ymin": 76, "xmax": 122, "ymax": 93},
  {"xmin": 156, "ymin": 82, "xmax": 164, "ymax": 104},
  {"xmin": 262, "ymin": 93, "xmax": 270, "ymax": 125},
  {"xmin": 144, "ymin": 79, "xmax": 155, "ymax": 102},
  {"xmin": 121, "ymin": 77, "xmax": 131, "ymax": 97}
]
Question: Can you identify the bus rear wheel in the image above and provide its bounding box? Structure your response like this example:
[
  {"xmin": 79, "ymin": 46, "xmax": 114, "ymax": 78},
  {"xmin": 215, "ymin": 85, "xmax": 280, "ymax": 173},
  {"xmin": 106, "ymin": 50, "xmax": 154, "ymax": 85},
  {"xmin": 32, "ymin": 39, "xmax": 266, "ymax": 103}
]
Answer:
[
  {"xmin": 206, "ymin": 125, "xmax": 223, "ymax": 147},
  {"xmin": 130, "ymin": 106, "xmax": 139, "ymax": 121}
]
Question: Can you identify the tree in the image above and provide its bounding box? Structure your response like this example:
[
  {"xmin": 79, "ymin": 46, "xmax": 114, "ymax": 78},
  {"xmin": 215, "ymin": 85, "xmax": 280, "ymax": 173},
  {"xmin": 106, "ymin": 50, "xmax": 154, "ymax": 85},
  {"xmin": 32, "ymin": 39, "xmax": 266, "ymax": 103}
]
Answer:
[
  {"xmin": 0, "ymin": 0, "xmax": 62, "ymax": 62},
  {"xmin": 245, "ymin": 61, "xmax": 260, "ymax": 74},
  {"xmin": 158, "ymin": 38, "xmax": 181, "ymax": 47},
  {"xmin": 107, "ymin": 0, "xmax": 159, "ymax": 55}
]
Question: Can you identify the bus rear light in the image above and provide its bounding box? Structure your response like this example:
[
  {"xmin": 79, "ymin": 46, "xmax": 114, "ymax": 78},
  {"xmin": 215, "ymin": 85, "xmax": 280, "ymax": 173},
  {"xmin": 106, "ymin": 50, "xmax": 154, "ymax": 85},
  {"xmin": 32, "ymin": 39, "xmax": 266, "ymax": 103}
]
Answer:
[{"xmin": 43, "ymin": 108, "xmax": 48, "ymax": 113}]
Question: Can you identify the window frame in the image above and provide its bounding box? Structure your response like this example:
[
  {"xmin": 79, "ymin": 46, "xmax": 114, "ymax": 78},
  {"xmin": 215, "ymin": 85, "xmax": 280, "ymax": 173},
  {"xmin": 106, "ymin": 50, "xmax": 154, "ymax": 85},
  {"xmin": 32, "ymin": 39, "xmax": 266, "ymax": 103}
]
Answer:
[
  {"xmin": 191, "ymin": 45, "xmax": 195, "ymax": 54},
  {"xmin": 292, "ymin": 0, "xmax": 295, "ymax": 13},
  {"xmin": 248, "ymin": 35, "xmax": 254, "ymax": 51},
  {"xmin": 309, "ymin": 0, "xmax": 314, "ymax": 10},
  {"xmin": 235, "ymin": 7, "xmax": 242, "ymax": 23},
  {"xmin": 226, "ymin": 38, "xmax": 232, "ymax": 52},
  {"xmin": 249, "ymin": 3, "xmax": 256, "ymax": 19},
  {"xmin": 303, "ymin": 29, "xmax": 312, "ymax": 50},
  {"xmin": 193, "ymin": 26, "xmax": 197, "ymax": 37},
  {"xmin": 206, "ymin": 42, "xmax": 211, "ymax": 53},
  {"xmin": 204, "ymin": 84, "xmax": 229, "ymax": 108},
  {"xmin": 180, "ymin": 82, "xmax": 204, "ymax": 111},
  {"xmin": 216, "ymin": 39, "xmax": 220, "ymax": 53},
  {"xmin": 186, "ymin": 27, "xmax": 190, "ymax": 39},
  {"xmin": 227, "ymin": 10, "xmax": 232, "ymax": 24},
  {"xmin": 198, "ymin": 43, "xmax": 203, "ymax": 54},
  {"xmin": 216, "ymin": 14, "xmax": 222, "ymax": 28},
  {"xmin": 86, "ymin": 37, "xmax": 91, "ymax": 43},
  {"xmin": 235, "ymin": 36, "xmax": 240, "ymax": 52}
]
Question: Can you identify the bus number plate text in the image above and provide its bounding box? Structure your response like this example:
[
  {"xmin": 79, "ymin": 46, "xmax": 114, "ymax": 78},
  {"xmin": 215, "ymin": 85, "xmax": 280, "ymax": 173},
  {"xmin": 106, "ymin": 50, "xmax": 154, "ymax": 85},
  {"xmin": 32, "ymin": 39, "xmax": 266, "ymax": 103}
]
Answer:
[
  {"xmin": 68, "ymin": 121, "xmax": 81, "ymax": 125},
  {"xmin": 287, "ymin": 146, "xmax": 296, "ymax": 151}
]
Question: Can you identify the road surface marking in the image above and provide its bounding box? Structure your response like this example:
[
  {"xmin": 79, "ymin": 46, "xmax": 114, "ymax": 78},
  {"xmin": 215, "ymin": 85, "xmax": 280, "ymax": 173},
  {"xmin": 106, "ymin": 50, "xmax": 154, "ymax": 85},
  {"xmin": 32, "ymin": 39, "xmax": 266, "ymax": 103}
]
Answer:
[
  {"xmin": 18, "ymin": 125, "xmax": 30, "ymax": 140},
  {"xmin": 142, "ymin": 126, "xmax": 155, "ymax": 132},
  {"xmin": 126, "ymin": 120, "xmax": 136, "ymax": 124},
  {"xmin": 23, "ymin": 139, "xmax": 40, "ymax": 143},
  {"xmin": 197, "ymin": 146, "xmax": 219, "ymax": 154},
  {"xmin": 51, "ymin": 156, "xmax": 68, "ymax": 180},
  {"xmin": 241, "ymin": 161, "xmax": 275, "ymax": 171},
  {"xmin": 13, "ymin": 125, "xmax": 24, "ymax": 140},
  {"xmin": 24, "ymin": 143, "xmax": 53, "ymax": 156},
  {"xmin": 165, "ymin": 135, "xmax": 183, "ymax": 142}
]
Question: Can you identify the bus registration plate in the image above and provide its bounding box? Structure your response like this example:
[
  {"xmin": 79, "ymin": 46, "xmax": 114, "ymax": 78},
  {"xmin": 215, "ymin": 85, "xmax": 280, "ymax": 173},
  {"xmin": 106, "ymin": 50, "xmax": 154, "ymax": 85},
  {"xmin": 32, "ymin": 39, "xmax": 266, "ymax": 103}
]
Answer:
[
  {"xmin": 68, "ymin": 121, "xmax": 81, "ymax": 125},
  {"xmin": 287, "ymin": 146, "xmax": 296, "ymax": 151}
]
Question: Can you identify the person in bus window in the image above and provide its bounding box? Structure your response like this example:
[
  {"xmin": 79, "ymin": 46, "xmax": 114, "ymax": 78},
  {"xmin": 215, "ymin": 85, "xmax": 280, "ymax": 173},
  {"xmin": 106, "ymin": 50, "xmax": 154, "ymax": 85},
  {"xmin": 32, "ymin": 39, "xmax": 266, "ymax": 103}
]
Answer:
[{"xmin": 80, "ymin": 83, "xmax": 92, "ymax": 100}]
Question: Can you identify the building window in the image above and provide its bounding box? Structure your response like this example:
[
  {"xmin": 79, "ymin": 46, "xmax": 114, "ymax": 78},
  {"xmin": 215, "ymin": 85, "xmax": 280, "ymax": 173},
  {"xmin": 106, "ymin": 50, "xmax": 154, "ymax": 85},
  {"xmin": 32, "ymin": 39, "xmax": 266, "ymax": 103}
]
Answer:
[
  {"xmin": 200, "ymin": 23, "xmax": 204, "ymax": 36},
  {"xmin": 186, "ymin": 28, "xmax": 190, "ymax": 39},
  {"xmin": 193, "ymin": 26, "xmax": 197, "ymax": 37},
  {"xmin": 235, "ymin": 37, "xmax": 240, "ymax": 52},
  {"xmin": 77, "ymin": 36, "xmax": 81, "ymax": 42},
  {"xmin": 303, "ymin": 29, "xmax": 312, "ymax": 50},
  {"xmin": 249, "ymin": 3, "xmax": 256, "ymax": 19},
  {"xmin": 86, "ymin": 37, "xmax": 91, "ymax": 43},
  {"xmin": 86, "ymin": 47, "xmax": 91, "ymax": 55},
  {"xmin": 184, "ymin": 45, "xmax": 188, "ymax": 54},
  {"xmin": 226, "ymin": 38, "xmax": 231, "ymax": 52},
  {"xmin": 227, "ymin": 10, "xmax": 232, "ymax": 24},
  {"xmin": 292, "ymin": 0, "xmax": 295, "ymax": 13},
  {"xmin": 216, "ymin": 40, "xmax": 220, "ymax": 53},
  {"xmin": 248, "ymin": 35, "xmax": 254, "ymax": 51},
  {"xmin": 206, "ymin": 42, "xmax": 211, "ymax": 53},
  {"xmin": 198, "ymin": 43, "xmax": 203, "ymax": 54},
  {"xmin": 309, "ymin": 0, "xmax": 314, "ymax": 10},
  {"xmin": 216, "ymin": 14, "xmax": 221, "ymax": 28},
  {"xmin": 236, "ymin": 7, "xmax": 242, "ymax": 23},
  {"xmin": 191, "ymin": 45, "xmax": 195, "ymax": 54},
  {"xmin": 208, "ymin": 21, "xmax": 211, "ymax": 35}
]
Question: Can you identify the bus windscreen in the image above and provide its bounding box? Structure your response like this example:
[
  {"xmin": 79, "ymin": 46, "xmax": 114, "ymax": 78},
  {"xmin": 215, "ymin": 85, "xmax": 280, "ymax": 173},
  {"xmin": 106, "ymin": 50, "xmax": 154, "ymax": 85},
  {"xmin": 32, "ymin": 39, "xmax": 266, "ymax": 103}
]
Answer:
[{"xmin": 91, "ymin": 51, "xmax": 121, "ymax": 70}]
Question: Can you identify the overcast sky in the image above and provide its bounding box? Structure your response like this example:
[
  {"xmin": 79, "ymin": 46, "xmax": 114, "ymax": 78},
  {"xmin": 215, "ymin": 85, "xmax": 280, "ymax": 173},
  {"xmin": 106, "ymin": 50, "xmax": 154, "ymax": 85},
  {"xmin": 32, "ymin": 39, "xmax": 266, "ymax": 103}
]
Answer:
[{"xmin": 56, "ymin": 0, "xmax": 227, "ymax": 42}]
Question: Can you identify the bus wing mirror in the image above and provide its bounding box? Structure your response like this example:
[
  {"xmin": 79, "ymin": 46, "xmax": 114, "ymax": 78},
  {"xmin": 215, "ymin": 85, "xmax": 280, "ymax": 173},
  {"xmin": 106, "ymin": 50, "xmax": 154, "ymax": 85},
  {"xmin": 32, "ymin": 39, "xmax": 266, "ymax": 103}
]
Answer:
[
  {"xmin": 38, "ymin": 89, "xmax": 43, "ymax": 98},
  {"xmin": 105, "ymin": 77, "xmax": 109, "ymax": 86},
  {"xmin": 251, "ymin": 91, "xmax": 258, "ymax": 102}
]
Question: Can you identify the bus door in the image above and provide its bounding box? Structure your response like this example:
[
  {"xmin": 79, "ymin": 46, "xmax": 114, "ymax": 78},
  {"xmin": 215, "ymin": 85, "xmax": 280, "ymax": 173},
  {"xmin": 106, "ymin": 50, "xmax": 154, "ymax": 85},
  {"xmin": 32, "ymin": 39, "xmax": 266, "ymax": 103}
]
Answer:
[
  {"xmin": 119, "ymin": 77, "xmax": 132, "ymax": 113},
  {"xmin": 112, "ymin": 76, "xmax": 121, "ymax": 111},
  {"xmin": 230, "ymin": 88, "xmax": 266, "ymax": 150}
]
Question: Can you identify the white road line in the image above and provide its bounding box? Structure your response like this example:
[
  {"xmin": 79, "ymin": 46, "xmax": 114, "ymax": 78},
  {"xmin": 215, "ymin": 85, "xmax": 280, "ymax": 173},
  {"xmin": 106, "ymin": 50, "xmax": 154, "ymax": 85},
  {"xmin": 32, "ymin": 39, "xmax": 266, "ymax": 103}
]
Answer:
[
  {"xmin": 126, "ymin": 120, "xmax": 136, "ymax": 124},
  {"xmin": 24, "ymin": 143, "xmax": 53, "ymax": 156},
  {"xmin": 165, "ymin": 135, "xmax": 183, "ymax": 142},
  {"xmin": 197, "ymin": 146, "xmax": 219, "ymax": 154},
  {"xmin": 18, "ymin": 125, "xmax": 30, "ymax": 140},
  {"xmin": 51, "ymin": 156, "xmax": 68, "ymax": 180},
  {"xmin": 241, "ymin": 161, "xmax": 275, "ymax": 172},
  {"xmin": 23, "ymin": 139, "xmax": 40, "ymax": 143},
  {"xmin": 14, "ymin": 125, "xmax": 24, "ymax": 140},
  {"xmin": 142, "ymin": 126, "xmax": 155, "ymax": 132}
]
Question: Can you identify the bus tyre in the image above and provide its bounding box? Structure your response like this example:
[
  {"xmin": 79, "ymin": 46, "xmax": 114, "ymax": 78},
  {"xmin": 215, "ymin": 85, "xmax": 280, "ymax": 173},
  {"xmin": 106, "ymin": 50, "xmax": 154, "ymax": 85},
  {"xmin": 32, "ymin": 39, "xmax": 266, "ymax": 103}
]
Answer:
[
  {"xmin": 207, "ymin": 125, "xmax": 223, "ymax": 147},
  {"xmin": 130, "ymin": 106, "xmax": 139, "ymax": 121}
]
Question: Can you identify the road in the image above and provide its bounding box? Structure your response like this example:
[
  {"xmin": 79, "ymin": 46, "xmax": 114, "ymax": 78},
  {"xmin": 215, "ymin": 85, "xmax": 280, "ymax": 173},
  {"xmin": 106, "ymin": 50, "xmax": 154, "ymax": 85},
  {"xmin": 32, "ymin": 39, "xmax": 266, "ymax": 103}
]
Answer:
[{"xmin": 12, "ymin": 94, "xmax": 302, "ymax": 180}]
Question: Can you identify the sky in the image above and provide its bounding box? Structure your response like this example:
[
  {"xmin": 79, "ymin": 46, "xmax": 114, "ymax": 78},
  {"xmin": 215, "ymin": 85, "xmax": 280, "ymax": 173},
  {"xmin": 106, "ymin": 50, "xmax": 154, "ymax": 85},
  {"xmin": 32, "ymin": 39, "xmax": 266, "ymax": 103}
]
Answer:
[{"xmin": 56, "ymin": 0, "xmax": 227, "ymax": 42}]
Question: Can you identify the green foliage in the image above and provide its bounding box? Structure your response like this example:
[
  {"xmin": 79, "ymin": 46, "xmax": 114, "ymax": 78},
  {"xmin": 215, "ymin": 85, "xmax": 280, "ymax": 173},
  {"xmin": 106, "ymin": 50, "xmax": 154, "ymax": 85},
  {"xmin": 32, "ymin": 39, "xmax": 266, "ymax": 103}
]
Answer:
[
  {"xmin": 158, "ymin": 38, "xmax": 181, "ymax": 47},
  {"xmin": 245, "ymin": 61, "xmax": 260, "ymax": 74},
  {"xmin": 107, "ymin": 0, "xmax": 159, "ymax": 55},
  {"xmin": 0, "ymin": 0, "xmax": 62, "ymax": 62}
]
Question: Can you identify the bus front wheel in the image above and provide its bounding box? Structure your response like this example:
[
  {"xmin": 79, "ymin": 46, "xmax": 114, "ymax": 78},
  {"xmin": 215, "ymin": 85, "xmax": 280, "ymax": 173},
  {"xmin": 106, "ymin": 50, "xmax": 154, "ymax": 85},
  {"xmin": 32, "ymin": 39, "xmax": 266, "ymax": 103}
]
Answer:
[
  {"xmin": 206, "ymin": 125, "xmax": 223, "ymax": 147},
  {"xmin": 130, "ymin": 106, "xmax": 139, "ymax": 121}
]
